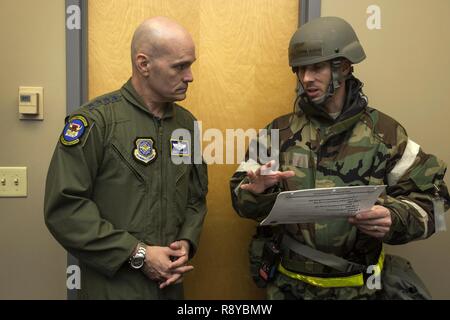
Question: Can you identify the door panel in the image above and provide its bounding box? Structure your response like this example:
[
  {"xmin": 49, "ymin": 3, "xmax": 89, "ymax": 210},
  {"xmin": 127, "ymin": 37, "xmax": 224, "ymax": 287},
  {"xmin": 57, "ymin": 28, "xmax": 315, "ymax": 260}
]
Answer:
[{"xmin": 89, "ymin": 0, "xmax": 298, "ymax": 299}]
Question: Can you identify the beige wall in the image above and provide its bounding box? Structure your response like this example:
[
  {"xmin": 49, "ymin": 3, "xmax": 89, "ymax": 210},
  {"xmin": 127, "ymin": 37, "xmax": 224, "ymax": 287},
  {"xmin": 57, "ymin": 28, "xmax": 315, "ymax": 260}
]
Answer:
[
  {"xmin": 0, "ymin": 1, "xmax": 67, "ymax": 299},
  {"xmin": 322, "ymin": 0, "xmax": 450, "ymax": 299}
]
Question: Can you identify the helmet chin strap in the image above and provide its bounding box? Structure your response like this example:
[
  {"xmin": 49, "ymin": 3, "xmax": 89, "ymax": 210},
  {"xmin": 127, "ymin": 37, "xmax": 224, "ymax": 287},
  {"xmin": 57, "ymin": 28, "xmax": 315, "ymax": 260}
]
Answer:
[{"xmin": 296, "ymin": 59, "xmax": 349, "ymax": 108}]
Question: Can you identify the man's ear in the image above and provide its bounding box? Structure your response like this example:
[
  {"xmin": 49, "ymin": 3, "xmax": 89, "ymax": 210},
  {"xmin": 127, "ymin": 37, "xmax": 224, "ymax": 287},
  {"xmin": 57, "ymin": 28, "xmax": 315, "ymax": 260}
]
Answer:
[
  {"xmin": 341, "ymin": 59, "xmax": 352, "ymax": 76},
  {"xmin": 135, "ymin": 53, "xmax": 150, "ymax": 76}
]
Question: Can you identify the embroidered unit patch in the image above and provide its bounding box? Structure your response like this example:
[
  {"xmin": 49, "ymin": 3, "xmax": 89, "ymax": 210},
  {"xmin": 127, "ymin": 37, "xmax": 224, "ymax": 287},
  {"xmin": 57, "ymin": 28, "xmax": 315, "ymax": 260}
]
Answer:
[
  {"xmin": 60, "ymin": 115, "xmax": 89, "ymax": 146},
  {"xmin": 133, "ymin": 138, "xmax": 157, "ymax": 165}
]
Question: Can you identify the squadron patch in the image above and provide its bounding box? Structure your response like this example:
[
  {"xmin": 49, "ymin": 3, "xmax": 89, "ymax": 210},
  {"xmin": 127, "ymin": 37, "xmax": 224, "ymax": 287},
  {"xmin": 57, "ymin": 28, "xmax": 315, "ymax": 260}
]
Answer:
[
  {"xmin": 170, "ymin": 139, "xmax": 190, "ymax": 157},
  {"xmin": 133, "ymin": 138, "xmax": 157, "ymax": 165},
  {"xmin": 60, "ymin": 115, "xmax": 89, "ymax": 146}
]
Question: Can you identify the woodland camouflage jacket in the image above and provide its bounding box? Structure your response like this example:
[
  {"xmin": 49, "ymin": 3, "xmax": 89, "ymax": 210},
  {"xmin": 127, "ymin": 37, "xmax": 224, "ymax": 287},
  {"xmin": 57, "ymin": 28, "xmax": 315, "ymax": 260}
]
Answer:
[{"xmin": 230, "ymin": 76, "xmax": 450, "ymax": 277}]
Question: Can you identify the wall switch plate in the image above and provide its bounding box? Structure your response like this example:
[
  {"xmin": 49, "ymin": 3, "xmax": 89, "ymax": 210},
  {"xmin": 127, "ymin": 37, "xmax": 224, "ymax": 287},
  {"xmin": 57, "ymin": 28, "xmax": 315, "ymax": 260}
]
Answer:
[{"xmin": 0, "ymin": 167, "xmax": 27, "ymax": 197}]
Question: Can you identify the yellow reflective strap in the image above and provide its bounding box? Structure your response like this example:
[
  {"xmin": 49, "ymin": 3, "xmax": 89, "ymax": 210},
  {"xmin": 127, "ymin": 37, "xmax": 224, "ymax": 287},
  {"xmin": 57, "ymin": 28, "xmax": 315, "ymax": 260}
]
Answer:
[
  {"xmin": 278, "ymin": 248, "xmax": 385, "ymax": 288},
  {"xmin": 375, "ymin": 248, "xmax": 385, "ymax": 274},
  {"xmin": 278, "ymin": 264, "xmax": 364, "ymax": 287}
]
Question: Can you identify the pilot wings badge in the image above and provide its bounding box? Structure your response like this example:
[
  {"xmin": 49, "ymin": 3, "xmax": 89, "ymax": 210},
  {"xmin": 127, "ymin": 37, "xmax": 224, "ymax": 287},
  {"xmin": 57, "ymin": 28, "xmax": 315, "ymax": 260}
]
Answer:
[{"xmin": 170, "ymin": 139, "xmax": 190, "ymax": 157}]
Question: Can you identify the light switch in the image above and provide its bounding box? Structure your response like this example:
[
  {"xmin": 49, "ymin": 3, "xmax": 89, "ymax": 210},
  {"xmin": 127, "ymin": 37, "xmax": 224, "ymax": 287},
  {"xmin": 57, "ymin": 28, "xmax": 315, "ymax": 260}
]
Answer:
[
  {"xmin": 0, "ymin": 167, "xmax": 27, "ymax": 197},
  {"xmin": 19, "ymin": 87, "xmax": 44, "ymax": 120}
]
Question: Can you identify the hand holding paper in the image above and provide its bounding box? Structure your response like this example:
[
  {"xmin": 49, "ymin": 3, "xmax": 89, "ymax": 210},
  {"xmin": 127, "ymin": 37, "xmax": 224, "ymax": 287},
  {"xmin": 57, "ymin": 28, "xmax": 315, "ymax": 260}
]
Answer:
[
  {"xmin": 348, "ymin": 205, "xmax": 392, "ymax": 239},
  {"xmin": 260, "ymin": 185, "xmax": 386, "ymax": 225}
]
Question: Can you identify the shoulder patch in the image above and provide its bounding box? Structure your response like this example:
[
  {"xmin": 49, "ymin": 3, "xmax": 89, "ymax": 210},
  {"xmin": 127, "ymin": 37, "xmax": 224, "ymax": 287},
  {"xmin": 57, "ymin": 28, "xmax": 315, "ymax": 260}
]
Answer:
[{"xmin": 60, "ymin": 115, "xmax": 89, "ymax": 146}]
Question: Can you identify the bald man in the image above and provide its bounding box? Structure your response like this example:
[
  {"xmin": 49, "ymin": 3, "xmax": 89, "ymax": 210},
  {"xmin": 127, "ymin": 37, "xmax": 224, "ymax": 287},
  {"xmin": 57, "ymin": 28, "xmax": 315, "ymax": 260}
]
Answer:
[{"xmin": 44, "ymin": 17, "xmax": 208, "ymax": 300}]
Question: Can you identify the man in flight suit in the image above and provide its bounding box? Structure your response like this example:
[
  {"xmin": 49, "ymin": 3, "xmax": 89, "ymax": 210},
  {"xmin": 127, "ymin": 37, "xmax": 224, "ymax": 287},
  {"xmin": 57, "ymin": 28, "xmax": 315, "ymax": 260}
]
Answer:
[
  {"xmin": 45, "ymin": 17, "xmax": 208, "ymax": 299},
  {"xmin": 230, "ymin": 16, "xmax": 449, "ymax": 299}
]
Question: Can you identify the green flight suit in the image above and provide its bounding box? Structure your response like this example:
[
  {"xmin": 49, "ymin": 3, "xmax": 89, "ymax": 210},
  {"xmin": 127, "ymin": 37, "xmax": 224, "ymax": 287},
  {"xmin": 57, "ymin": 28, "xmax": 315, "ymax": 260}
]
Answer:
[
  {"xmin": 44, "ymin": 79, "xmax": 208, "ymax": 299},
  {"xmin": 230, "ymin": 76, "xmax": 450, "ymax": 299}
]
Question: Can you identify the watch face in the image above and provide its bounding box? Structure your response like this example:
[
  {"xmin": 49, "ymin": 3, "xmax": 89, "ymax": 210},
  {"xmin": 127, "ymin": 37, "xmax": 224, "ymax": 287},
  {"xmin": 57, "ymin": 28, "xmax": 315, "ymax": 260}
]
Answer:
[
  {"xmin": 130, "ymin": 244, "xmax": 146, "ymax": 269},
  {"xmin": 131, "ymin": 257, "xmax": 144, "ymax": 269}
]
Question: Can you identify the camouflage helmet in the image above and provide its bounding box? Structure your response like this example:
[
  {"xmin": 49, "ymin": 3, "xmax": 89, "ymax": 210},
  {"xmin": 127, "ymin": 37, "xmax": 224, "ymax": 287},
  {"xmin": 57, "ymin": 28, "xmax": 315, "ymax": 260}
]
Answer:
[{"xmin": 289, "ymin": 16, "xmax": 366, "ymax": 68}]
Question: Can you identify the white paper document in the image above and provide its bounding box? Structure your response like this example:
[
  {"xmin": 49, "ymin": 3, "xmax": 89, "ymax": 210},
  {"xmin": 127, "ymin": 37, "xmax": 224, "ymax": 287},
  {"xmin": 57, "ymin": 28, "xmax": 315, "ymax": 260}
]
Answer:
[{"xmin": 260, "ymin": 185, "xmax": 386, "ymax": 225}]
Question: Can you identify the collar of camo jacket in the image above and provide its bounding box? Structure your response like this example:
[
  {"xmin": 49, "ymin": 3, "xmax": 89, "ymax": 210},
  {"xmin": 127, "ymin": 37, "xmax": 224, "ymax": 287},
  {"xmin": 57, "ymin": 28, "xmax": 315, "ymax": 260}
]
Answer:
[{"xmin": 297, "ymin": 75, "xmax": 368, "ymax": 126}]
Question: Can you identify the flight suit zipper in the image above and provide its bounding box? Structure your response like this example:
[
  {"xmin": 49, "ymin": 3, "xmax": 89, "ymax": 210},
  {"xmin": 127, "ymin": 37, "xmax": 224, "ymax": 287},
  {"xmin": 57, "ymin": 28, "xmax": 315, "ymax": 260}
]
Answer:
[
  {"xmin": 154, "ymin": 117, "xmax": 165, "ymax": 245},
  {"xmin": 160, "ymin": 121, "xmax": 165, "ymax": 244}
]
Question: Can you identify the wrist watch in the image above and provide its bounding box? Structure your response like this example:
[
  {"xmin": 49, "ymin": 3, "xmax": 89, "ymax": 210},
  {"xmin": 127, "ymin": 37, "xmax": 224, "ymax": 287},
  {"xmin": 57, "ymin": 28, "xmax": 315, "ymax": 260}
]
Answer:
[{"xmin": 129, "ymin": 242, "xmax": 147, "ymax": 269}]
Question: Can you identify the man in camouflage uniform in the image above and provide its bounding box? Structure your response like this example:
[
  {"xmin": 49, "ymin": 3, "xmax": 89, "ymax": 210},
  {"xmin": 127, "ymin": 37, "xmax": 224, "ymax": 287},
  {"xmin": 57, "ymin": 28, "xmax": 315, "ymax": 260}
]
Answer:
[
  {"xmin": 44, "ymin": 17, "xmax": 208, "ymax": 299},
  {"xmin": 230, "ymin": 16, "xmax": 449, "ymax": 299}
]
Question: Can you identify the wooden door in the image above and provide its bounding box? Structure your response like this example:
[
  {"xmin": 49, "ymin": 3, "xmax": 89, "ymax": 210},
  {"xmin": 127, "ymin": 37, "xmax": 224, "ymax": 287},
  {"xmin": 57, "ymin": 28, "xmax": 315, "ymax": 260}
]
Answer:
[{"xmin": 89, "ymin": 0, "xmax": 298, "ymax": 299}]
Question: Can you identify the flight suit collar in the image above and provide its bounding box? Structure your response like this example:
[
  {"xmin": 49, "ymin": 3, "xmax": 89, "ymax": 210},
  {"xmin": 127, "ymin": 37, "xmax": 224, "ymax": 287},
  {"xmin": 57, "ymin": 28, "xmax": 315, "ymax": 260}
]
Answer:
[{"xmin": 121, "ymin": 78, "xmax": 174, "ymax": 120}]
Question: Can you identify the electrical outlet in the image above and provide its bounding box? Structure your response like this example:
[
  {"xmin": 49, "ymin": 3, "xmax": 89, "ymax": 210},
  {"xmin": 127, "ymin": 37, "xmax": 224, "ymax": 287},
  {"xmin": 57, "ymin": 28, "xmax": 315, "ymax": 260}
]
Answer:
[{"xmin": 0, "ymin": 167, "xmax": 27, "ymax": 197}]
